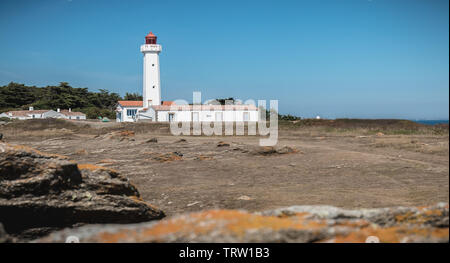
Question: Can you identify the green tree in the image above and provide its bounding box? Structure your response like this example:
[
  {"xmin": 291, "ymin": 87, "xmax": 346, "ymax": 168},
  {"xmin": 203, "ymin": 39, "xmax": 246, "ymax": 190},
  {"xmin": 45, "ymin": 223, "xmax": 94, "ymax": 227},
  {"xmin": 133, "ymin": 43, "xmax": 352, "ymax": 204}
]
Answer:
[
  {"xmin": 124, "ymin": 92, "xmax": 143, "ymax": 101},
  {"xmin": 0, "ymin": 82, "xmax": 122, "ymax": 119}
]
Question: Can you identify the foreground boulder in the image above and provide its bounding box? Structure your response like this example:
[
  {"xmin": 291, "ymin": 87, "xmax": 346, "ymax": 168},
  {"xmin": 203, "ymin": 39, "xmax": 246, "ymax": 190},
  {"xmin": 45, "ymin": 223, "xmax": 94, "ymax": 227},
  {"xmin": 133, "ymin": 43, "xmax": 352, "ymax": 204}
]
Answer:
[
  {"xmin": 37, "ymin": 203, "xmax": 448, "ymax": 243},
  {"xmin": 0, "ymin": 142, "xmax": 164, "ymax": 240}
]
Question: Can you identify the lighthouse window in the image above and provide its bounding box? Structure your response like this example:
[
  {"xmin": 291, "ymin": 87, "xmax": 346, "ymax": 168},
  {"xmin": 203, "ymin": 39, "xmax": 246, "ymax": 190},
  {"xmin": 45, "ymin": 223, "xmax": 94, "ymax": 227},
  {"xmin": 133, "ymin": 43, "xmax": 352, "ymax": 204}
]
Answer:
[
  {"xmin": 152, "ymin": 64, "xmax": 155, "ymax": 66},
  {"xmin": 153, "ymin": 86, "xmax": 155, "ymax": 89}
]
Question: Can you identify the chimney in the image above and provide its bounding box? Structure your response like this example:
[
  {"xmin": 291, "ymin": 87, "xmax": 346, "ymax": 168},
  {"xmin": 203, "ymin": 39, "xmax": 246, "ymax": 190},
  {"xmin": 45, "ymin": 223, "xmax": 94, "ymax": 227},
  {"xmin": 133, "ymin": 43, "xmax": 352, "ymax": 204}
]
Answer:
[
  {"xmin": 57, "ymin": 108, "xmax": 60, "ymax": 113},
  {"xmin": 29, "ymin": 106, "xmax": 34, "ymax": 111},
  {"xmin": 69, "ymin": 108, "xmax": 72, "ymax": 112}
]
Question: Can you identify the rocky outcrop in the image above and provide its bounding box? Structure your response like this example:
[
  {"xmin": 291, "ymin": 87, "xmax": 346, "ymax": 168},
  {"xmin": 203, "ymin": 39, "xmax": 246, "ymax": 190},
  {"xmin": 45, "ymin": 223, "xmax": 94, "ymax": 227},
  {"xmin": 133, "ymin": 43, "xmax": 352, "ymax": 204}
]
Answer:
[
  {"xmin": 143, "ymin": 151, "xmax": 184, "ymax": 162},
  {"xmin": 217, "ymin": 141, "xmax": 230, "ymax": 147},
  {"xmin": 252, "ymin": 146, "xmax": 300, "ymax": 155},
  {"xmin": 261, "ymin": 204, "xmax": 449, "ymax": 228},
  {"xmin": 0, "ymin": 142, "xmax": 165, "ymax": 240},
  {"xmin": 146, "ymin": 138, "xmax": 158, "ymax": 143},
  {"xmin": 37, "ymin": 203, "xmax": 448, "ymax": 243},
  {"xmin": 95, "ymin": 130, "xmax": 136, "ymax": 142}
]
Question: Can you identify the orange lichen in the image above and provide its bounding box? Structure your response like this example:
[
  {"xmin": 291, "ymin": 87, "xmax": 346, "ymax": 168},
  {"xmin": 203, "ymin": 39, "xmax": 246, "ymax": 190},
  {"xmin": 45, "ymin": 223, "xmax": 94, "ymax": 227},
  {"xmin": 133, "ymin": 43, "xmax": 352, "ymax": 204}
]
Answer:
[
  {"xmin": 62, "ymin": 207, "xmax": 449, "ymax": 243},
  {"xmin": 129, "ymin": 195, "xmax": 143, "ymax": 202},
  {"xmin": 6, "ymin": 143, "xmax": 69, "ymax": 159},
  {"xmin": 394, "ymin": 209, "xmax": 444, "ymax": 225},
  {"xmin": 98, "ymin": 229, "xmax": 135, "ymax": 243},
  {"xmin": 94, "ymin": 210, "xmax": 328, "ymax": 243},
  {"xmin": 77, "ymin": 163, "xmax": 117, "ymax": 173},
  {"xmin": 334, "ymin": 219, "xmax": 371, "ymax": 229},
  {"xmin": 276, "ymin": 212, "xmax": 310, "ymax": 219},
  {"xmin": 258, "ymin": 146, "xmax": 277, "ymax": 155},
  {"xmin": 152, "ymin": 152, "xmax": 183, "ymax": 162},
  {"xmin": 128, "ymin": 195, "xmax": 161, "ymax": 211},
  {"xmin": 395, "ymin": 211, "xmax": 415, "ymax": 223},
  {"xmin": 332, "ymin": 226, "xmax": 449, "ymax": 243},
  {"xmin": 423, "ymin": 209, "xmax": 443, "ymax": 216},
  {"xmin": 119, "ymin": 130, "xmax": 135, "ymax": 137}
]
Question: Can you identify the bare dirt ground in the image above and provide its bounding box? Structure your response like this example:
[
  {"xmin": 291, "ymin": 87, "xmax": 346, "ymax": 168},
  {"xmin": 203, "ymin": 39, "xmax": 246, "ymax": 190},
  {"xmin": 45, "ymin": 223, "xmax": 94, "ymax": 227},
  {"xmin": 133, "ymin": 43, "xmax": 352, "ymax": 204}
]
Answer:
[{"xmin": 1, "ymin": 119, "xmax": 448, "ymax": 216}]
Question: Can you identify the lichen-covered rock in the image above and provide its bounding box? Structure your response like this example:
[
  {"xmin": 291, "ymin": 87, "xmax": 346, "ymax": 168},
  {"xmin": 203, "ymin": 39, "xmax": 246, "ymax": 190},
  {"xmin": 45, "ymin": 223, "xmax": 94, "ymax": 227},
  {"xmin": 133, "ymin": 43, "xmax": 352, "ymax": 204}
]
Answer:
[
  {"xmin": 0, "ymin": 142, "xmax": 165, "ymax": 240},
  {"xmin": 261, "ymin": 203, "xmax": 449, "ymax": 228},
  {"xmin": 36, "ymin": 204, "xmax": 448, "ymax": 243}
]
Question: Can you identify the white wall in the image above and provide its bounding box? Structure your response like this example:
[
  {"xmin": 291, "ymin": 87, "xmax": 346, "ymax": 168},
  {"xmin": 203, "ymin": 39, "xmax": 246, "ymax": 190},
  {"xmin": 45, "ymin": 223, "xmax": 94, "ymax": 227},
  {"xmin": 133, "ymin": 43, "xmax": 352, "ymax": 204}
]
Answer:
[
  {"xmin": 116, "ymin": 108, "xmax": 122, "ymax": 122},
  {"xmin": 155, "ymin": 110, "xmax": 259, "ymax": 122},
  {"xmin": 67, "ymin": 115, "xmax": 86, "ymax": 120},
  {"xmin": 138, "ymin": 108, "xmax": 156, "ymax": 121},
  {"xmin": 117, "ymin": 106, "xmax": 142, "ymax": 122},
  {"xmin": 157, "ymin": 111, "xmax": 168, "ymax": 122},
  {"xmin": 42, "ymin": 111, "xmax": 63, "ymax": 119},
  {"xmin": 9, "ymin": 113, "xmax": 43, "ymax": 120}
]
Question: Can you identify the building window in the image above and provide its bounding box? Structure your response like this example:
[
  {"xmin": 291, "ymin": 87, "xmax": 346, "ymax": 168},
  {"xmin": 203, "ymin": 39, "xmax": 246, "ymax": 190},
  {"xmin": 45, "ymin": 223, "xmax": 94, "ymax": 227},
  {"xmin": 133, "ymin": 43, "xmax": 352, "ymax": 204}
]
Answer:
[
  {"xmin": 153, "ymin": 86, "xmax": 155, "ymax": 89},
  {"xmin": 243, "ymin": 112, "xmax": 250, "ymax": 121},
  {"xmin": 127, "ymin": 109, "xmax": 137, "ymax": 117},
  {"xmin": 168, "ymin": 113, "xmax": 175, "ymax": 122},
  {"xmin": 152, "ymin": 64, "xmax": 155, "ymax": 66}
]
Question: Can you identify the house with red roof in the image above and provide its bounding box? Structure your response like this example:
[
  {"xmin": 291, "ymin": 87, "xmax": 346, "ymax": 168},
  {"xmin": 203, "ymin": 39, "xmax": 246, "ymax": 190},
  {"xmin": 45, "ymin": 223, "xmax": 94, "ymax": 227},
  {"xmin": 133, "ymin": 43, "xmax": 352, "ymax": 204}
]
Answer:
[{"xmin": 116, "ymin": 101, "xmax": 143, "ymax": 122}]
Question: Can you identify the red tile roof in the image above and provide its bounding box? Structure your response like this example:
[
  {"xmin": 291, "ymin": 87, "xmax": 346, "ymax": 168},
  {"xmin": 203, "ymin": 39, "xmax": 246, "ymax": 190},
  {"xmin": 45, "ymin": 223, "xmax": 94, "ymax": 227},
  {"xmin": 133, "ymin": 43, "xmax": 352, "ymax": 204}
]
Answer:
[
  {"xmin": 161, "ymin": 101, "xmax": 175, "ymax": 106},
  {"xmin": 118, "ymin": 101, "xmax": 143, "ymax": 107}
]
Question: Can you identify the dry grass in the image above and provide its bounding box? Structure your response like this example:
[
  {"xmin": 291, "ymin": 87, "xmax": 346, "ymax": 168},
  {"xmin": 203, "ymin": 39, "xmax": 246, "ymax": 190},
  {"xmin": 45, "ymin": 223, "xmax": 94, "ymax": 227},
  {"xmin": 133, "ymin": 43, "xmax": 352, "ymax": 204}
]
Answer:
[
  {"xmin": 368, "ymin": 136, "xmax": 449, "ymax": 155},
  {"xmin": 279, "ymin": 119, "xmax": 448, "ymax": 136},
  {"xmin": 2, "ymin": 118, "xmax": 448, "ymax": 216}
]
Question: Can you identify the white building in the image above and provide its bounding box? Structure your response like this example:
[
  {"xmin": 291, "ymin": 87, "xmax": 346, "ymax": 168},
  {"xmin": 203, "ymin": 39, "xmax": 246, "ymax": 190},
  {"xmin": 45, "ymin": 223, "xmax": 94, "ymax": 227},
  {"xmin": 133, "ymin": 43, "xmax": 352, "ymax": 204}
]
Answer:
[
  {"xmin": 116, "ymin": 31, "xmax": 259, "ymax": 123},
  {"xmin": 116, "ymin": 101, "xmax": 144, "ymax": 122},
  {"xmin": 59, "ymin": 109, "xmax": 87, "ymax": 120},
  {"xmin": 1, "ymin": 107, "xmax": 86, "ymax": 120}
]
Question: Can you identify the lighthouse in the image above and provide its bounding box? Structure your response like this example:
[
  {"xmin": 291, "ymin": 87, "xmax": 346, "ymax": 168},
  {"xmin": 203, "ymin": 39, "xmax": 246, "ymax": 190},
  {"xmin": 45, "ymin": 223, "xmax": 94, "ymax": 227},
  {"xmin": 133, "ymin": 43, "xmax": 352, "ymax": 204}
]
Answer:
[
  {"xmin": 141, "ymin": 32, "xmax": 162, "ymax": 107},
  {"xmin": 116, "ymin": 31, "xmax": 259, "ymax": 123}
]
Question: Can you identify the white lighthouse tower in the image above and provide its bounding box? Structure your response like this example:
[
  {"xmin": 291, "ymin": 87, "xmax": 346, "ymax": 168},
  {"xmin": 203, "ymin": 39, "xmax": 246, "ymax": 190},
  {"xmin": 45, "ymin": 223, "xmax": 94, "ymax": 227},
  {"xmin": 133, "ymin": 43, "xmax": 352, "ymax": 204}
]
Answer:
[{"xmin": 141, "ymin": 32, "xmax": 162, "ymax": 107}]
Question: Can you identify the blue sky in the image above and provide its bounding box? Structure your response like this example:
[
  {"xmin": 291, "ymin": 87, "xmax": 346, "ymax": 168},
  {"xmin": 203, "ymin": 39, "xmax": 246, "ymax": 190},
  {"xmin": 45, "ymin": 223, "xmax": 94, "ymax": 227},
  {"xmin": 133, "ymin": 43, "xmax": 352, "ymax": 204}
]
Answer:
[{"xmin": 0, "ymin": 0, "xmax": 448, "ymax": 119}]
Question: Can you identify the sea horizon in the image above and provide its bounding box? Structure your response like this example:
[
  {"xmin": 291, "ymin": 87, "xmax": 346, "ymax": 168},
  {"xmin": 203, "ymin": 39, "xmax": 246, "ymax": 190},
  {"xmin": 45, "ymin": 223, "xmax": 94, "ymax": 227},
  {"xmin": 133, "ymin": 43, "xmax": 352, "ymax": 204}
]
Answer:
[{"xmin": 412, "ymin": 119, "xmax": 449, "ymax": 125}]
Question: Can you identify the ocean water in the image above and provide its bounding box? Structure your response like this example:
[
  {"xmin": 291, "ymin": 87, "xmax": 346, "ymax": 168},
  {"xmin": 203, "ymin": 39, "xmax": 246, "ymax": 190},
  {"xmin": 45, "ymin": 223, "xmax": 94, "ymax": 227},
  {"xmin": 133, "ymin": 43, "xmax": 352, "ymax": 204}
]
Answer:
[{"xmin": 413, "ymin": 120, "xmax": 449, "ymax": 125}]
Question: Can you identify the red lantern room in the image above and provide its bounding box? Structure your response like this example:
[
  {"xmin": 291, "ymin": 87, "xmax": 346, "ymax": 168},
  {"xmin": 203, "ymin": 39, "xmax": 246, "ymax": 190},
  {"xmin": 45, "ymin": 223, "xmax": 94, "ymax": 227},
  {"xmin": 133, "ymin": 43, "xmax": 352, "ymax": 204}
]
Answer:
[{"xmin": 145, "ymin": 32, "xmax": 157, "ymax": 44}]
